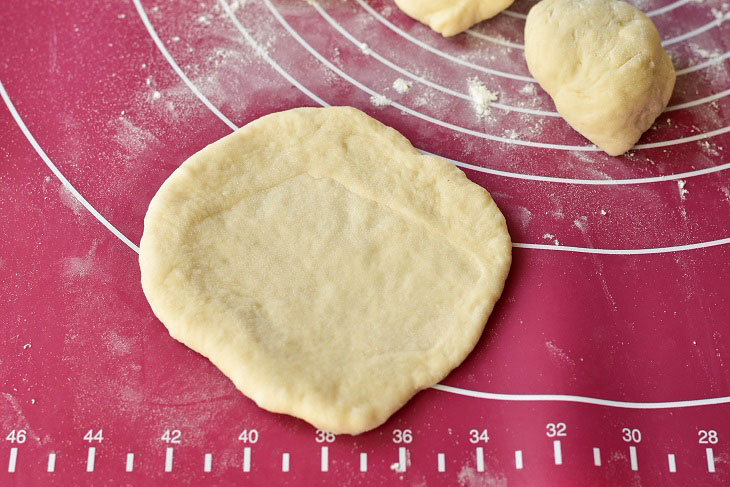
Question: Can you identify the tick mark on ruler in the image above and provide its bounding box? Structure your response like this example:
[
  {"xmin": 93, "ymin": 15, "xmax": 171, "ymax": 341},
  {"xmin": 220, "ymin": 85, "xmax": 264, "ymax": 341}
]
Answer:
[
  {"xmin": 515, "ymin": 450, "xmax": 523, "ymax": 469},
  {"xmin": 8, "ymin": 447, "xmax": 17, "ymax": 473},
  {"xmin": 593, "ymin": 448, "xmax": 601, "ymax": 466},
  {"xmin": 126, "ymin": 453, "xmax": 134, "ymax": 472},
  {"xmin": 629, "ymin": 446, "xmax": 638, "ymax": 471},
  {"xmin": 707, "ymin": 448, "xmax": 716, "ymax": 473},
  {"xmin": 86, "ymin": 447, "xmax": 96, "ymax": 472},
  {"xmin": 360, "ymin": 453, "xmax": 367, "ymax": 472},
  {"xmin": 437, "ymin": 453, "xmax": 445, "ymax": 472},
  {"xmin": 553, "ymin": 440, "xmax": 562, "ymax": 465},
  {"xmin": 165, "ymin": 447, "xmax": 173, "ymax": 472},
  {"xmin": 320, "ymin": 446, "xmax": 329, "ymax": 472},
  {"xmin": 282, "ymin": 453, "xmax": 290, "ymax": 472},
  {"xmin": 668, "ymin": 453, "xmax": 676, "ymax": 473},
  {"xmin": 47, "ymin": 453, "xmax": 56, "ymax": 473},
  {"xmin": 204, "ymin": 453, "xmax": 212, "ymax": 473},
  {"xmin": 392, "ymin": 447, "xmax": 407, "ymax": 472},
  {"xmin": 243, "ymin": 447, "xmax": 251, "ymax": 472},
  {"xmin": 476, "ymin": 447, "xmax": 485, "ymax": 472}
]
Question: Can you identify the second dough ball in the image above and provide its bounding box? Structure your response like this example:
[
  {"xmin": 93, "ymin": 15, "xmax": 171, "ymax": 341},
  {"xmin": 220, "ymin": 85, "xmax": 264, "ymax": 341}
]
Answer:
[
  {"xmin": 395, "ymin": 0, "xmax": 514, "ymax": 37},
  {"xmin": 524, "ymin": 0, "xmax": 675, "ymax": 156}
]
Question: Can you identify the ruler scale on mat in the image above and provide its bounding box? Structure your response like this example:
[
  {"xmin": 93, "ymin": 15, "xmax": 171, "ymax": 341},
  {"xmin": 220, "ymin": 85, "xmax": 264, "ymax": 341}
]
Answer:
[{"xmin": 1, "ymin": 0, "xmax": 730, "ymax": 484}]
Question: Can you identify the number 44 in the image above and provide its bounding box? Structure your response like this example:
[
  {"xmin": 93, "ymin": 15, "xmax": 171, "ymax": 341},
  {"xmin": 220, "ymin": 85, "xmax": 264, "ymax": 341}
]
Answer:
[{"xmin": 83, "ymin": 429, "xmax": 104, "ymax": 443}]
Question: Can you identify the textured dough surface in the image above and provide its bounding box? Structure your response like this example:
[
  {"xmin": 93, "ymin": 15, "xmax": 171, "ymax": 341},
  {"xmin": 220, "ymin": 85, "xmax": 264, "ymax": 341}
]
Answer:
[
  {"xmin": 139, "ymin": 107, "xmax": 511, "ymax": 434},
  {"xmin": 524, "ymin": 0, "xmax": 675, "ymax": 156},
  {"xmin": 395, "ymin": 0, "xmax": 514, "ymax": 37}
]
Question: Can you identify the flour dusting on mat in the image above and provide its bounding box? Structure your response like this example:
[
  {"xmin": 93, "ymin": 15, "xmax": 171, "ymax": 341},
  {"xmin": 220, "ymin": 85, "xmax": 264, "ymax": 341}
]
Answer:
[
  {"xmin": 678, "ymin": 179, "xmax": 689, "ymax": 200},
  {"xmin": 458, "ymin": 465, "xmax": 507, "ymax": 486},
  {"xmin": 467, "ymin": 78, "xmax": 498, "ymax": 119},
  {"xmin": 392, "ymin": 78, "xmax": 413, "ymax": 94},
  {"xmin": 370, "ymin": 94, "xmax": 392, "ymax": 107}
]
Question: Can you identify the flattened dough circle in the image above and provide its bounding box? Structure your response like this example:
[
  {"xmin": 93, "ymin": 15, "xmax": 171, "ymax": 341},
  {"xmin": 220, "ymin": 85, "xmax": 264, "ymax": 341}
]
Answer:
[{"xmin": 139, "ymin": 107, "xmax": 511, "ymax": 434}]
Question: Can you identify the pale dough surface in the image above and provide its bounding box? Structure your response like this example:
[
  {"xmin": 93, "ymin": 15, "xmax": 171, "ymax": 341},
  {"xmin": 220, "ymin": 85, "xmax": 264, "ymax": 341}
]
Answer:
[
  {"xmin": 524, "ymin": 0, "xmax": 675, "ymax": 156},
  {"xmin": 394, "ymin": 0, "xmax": 514, "ymax": 37},
  {"xmin": 139, "ymin": 107, "xmax": 511, "ymax": 434}
]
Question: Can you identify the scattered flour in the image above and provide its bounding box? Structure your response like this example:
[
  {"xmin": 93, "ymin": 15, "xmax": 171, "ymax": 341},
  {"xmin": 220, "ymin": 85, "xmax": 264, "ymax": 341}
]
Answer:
[
  {"xmin": 573, "ymin": 216, "xmax": 588, "ymax": 232},
  {"xmin": 519, "ymin": 84, "xmax": 536, "ymax": 96},
  {"xmin": 689, "ymin": 43, "xmax": 720, "ymax": 59},
  {"xmin": 467, "ymin": 77, "xmax": 498, "ymax": 119},
  {"xmin": 113, "ymin": 117, "xmax": 157, "ymax": 159},
  {"xmin": 542, "ymin": 233, "xmax": 560, "ymax": 246},
  {"xmin": 699, "ymin": 140, "xmax": 720, "ymax": 156},
  {"xmin": 722, "ymin": 187, "xmax": 730, "ymax": 205},
  {"xmin": 370, "ymin": 94, "xmax": 392, "ymax": 107},
  {"xmin": 545, "ymin": 340, "xmax": 576, "ymax": 367},
  {"xmin": 458, "ymin": 465, "xmax": 507, "ymax": 487},
  {"xmin": 600, "ymin": 209, "xmax": 607, "ymax": 215},
  {"xmin": 678, "ymin": 179, "xmax": 689, "ymax": 200},
  {"xmin": 102, "ymin": 330, "xmax": 133, "ymax": 356},
  {"xmin": 63, "ymin": 241, "xmax": 98, "ymax": 279},
  {"xmin": 58, "ymin": 184, "xmax": 83, "ymax": 216},
  {"xmin": 229, "ymin": 0, "xmax": 245, "ymax": 12},
  {"xmin": 392, "ymin": 78, "xmax": 413, "ymax": 94},
  {"xmin": 711, "ymin": 5, "xmax": 728, "ymax": 20}
]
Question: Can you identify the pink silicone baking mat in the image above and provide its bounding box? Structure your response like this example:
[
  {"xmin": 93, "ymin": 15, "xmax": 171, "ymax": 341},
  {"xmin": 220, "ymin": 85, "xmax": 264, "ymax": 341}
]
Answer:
[{"xmin": 1, "ymin": 0, "xmax": 730, "ymax": 485}]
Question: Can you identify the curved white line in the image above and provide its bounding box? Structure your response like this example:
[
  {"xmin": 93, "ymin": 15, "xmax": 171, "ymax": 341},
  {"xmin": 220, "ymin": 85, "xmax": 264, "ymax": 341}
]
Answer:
[
  {"xmin": 662, "ymin": 10, "xmax": 730, "ymax": 47},
  {"xmin": 315, "ymin": 2, "xmax": 728, "ymax": 116},
  {"xmin": 424, "ymin": 148, "xmax": 730, "ymax": 184},
  {"xmin": 267, "ymin": 0, "xmax": 599, "ymax": 150},
  {"xmin": 632, "ymin": 125, "xmax": 730, "ymax": 149},
  {"xmin": 432, "ymin": 384, "xmax": 730, "ymax": 409},
  {"xmin": 665, "ymin": 87, "xmax": 730, "ymax": 112},
  {"xmin": 273, "ymin": 0, "xmax": 730, "ymax": 151},
  {"xmin": 645, "ymin": 0, "xmax": 693, "ymax": 17},
  {"xmin": 312, "ymin": 2, "xmax": 556, "ymax": 116},
  {"xmin": 501, "ymin": 10, "xmax": 527, "ymax": 20},
  {"xmin": 677, "ymin": 50, "xmax": 730, "ymax": 75},
  {"xmin": 514, "ymin": 237, "xmax": 730, "ymax": 254},
  {"xmin": 362, "ymin": 0, "xmax": 727, "ymax": 80},
  {"xmin": 133, "ymin": 0, "xmax": 238, "ymax": 131},
  {"xmin": 0, "ymin": 80, "xmax": 140, "ymax": 254},
  {"xmin": 465, "ymin": 28, "xmax": 524, "ymax": 50},
  {"xmin": 225, "ymin": 1, "xmax": 730, "ymax": 184}
]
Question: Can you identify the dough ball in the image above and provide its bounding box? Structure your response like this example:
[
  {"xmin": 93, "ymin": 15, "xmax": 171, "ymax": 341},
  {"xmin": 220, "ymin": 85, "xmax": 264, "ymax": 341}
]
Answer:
[
  {"xmin": 524, "ymin": 0, "xmax": 675, "ymax": 156},
  {"xmin": 395, "ymin": 0, "xmax": 514, "ymax": 37},
  {"xmin": 139, "ymin": 107, "xmax": 512, "ymax": 434}
]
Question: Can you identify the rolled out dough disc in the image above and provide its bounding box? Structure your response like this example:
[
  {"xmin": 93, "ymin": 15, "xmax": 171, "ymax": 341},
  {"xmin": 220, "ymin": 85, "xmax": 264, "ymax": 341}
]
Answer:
[{"xmin": 139, "ymin": 106, "xmax": 512, "ymax": 434}]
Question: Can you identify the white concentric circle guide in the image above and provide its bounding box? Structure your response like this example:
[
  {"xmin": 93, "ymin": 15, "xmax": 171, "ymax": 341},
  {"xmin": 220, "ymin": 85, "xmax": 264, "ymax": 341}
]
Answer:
[
  {"xmin": 312, "ymin": 1, "xmax": 729, "ymax": 115},
  {"xmin": 1, "ymin": 0, "xmax": 730, "ymax": 407},
  {"xmin": 357, "ymin": 0, "xmax": 730, "ymax": 81},
  {"xmin": 4, "ymin": 73, "xmax": 730, "ymax": 408},
  {"xmin": 139, "ymin": 0, "xmax": 730, "ymax": 185},
  {"xmin": 268, "ymin": 0, "xmax": 730, "ymax": 151}
]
